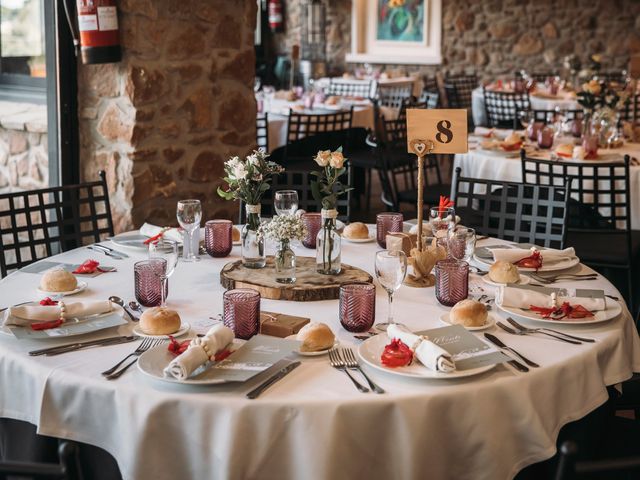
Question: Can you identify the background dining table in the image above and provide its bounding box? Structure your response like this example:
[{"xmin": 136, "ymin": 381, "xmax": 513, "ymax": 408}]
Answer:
[{"xmin": 1, "ymin": 232, "xmax": 639, "ymax": 480}]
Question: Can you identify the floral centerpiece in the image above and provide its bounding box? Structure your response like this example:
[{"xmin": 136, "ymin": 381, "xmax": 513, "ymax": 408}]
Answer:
[
  {"xmin": 578, "ymin": 79, "xmax": 629, "ymax": 151},
  {"xmin": 310, "ymin": 147, "xmax": 352, "ymax": 274},
  {"xmin": 257, "ymin": 215, "xmax": 306, "ymax": 284},
  {"xmin": 218, "ymin": 149, "xmax": 283, "ymax": 268}
]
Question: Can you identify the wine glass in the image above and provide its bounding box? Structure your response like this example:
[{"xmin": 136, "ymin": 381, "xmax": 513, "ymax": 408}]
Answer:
[
  {"xmin": 447, "ymin": 227, "xmax": 476, "ymax": 262},
  {"xmin": 374, "ymin": 250, "xmax": 407, "ymax": 332},
  {"xmin": 177, "ymin": 199, "xmax": 202, "ymax": 262},
  {"xmin": 274, "ymin": 190, "xmax": 299, "ymax": 216},
  {"xmin": 518, "ymin": 110, "xmax": 533, "ymax": 131},
  {"xmin": 148, "ymin": 240, "xmax": 178, "ymax": 307}
]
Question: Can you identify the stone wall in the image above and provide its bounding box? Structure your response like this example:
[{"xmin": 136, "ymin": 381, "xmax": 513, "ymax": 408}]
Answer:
[
  {"xmin": 78, "ymin": 0, "xmax": 257, "ymax": 233},
  {"xmin": 275, "ymin": 0, "xmax": 640, "ymax": 79}
]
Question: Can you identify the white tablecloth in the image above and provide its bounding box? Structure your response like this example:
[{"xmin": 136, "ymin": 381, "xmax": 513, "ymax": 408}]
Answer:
[
  {"xmin": 1, "ymin": 236, "xmax": 639, "ymax": 480},
  {"xmin": 454, "ymin": 141, "xmax": 640, "ymax": 229},
  {"xmin": 472, "ymin": 88, "xmax": 579, "ymax": 127}
]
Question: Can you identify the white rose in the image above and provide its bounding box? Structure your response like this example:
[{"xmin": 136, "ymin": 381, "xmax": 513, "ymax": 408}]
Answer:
[
  {"xmin": 247, "ymin": 153, "xmax": 259, "ymax": 166},
  {"xmin": 232, "ymin": 162, "xmax": 248, "ymax": 180},
  {"xmin": 329, "ymin": 151, "xmax": 345, "ymax": 168},
  {"xmin": 314, "ymin": 150, "xmax": 331, "ymax": 167}
]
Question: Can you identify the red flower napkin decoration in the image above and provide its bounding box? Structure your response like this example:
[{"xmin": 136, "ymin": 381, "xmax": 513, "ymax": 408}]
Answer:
[
  {"xmin": 514, "ymin": 250, "xmax": 543, "ymax": 271},
  {"xmin": 143, "ymin": 227, "xmax": 172, "ymax": 245},
  {"xmin": 380, "ymin": 338, "xmax": 413, "ymax": 368},
  {"xmin": 39, "ymin": 297, "xmax": 58, "ymax": 306},
  {"xmin": 73, "ymin": 260, "xmax": 108, "ymax": 274},
  {"xmin": 530, "ymin": 302, "xmax": 594, "ymax": 320},
  {"xmin": 438, "ymin": 195, "xmax": 454, "ymax": 215},
  {"xmin": 31, "ymin": 297, "xmax": 63, "ymax": 330},
  {"xmin": 168, "ymin": 336, "xmax": 191, "ymax": 356}
]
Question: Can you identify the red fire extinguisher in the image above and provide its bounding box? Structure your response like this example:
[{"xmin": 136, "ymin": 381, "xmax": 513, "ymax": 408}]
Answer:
[
  {"xmin": 63, "ymin": 0, "xmax": 122, "ymax": 64},
  {"xmin": 268, "ymin": 0, "xmax": 284, "ymax": 33}
]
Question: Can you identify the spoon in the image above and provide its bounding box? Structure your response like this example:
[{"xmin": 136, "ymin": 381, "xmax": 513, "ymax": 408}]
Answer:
[
  {"xmin": 128, "ymin": 301, "xmax": 143, "ymax": 321},
  {"xmin": 108, "ymin": 296, "xmax": 135, "ymax": 321}
]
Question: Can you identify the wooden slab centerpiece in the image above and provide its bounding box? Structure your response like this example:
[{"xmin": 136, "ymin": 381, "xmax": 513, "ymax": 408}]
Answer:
[{"xmin": 220, "ymin": 256, "xmax": 373, "ymax": 301}]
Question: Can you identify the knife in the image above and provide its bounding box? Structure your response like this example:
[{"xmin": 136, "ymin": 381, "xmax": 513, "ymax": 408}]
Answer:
[
  {"xmin": 246, "ymin": 361, "xmax": 301, "ymax": 399},
  {"xmin": 29, "ymin": 335, "xmax": 138, "ymax": 356},
  {"xmin": 92, "ymin": 243, "xmax": 129, "ymax": 259},
  {"xmin": 483, "ymin": 333, "xmax": 530, "ymax": 372},
  {"xmin": 87, "ymin": 245, "xmax": 124, "ymax": 260}
]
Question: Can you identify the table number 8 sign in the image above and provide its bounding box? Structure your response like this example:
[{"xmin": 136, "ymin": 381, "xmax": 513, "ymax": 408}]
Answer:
[{"xmin": 406, "ymin": 109, "xmax": 469, "ymax": 155}]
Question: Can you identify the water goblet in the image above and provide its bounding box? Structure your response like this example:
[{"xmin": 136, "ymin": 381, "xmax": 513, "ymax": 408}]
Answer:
[
  {"xmin": 518, "ymin": 110, "xmax": 533, "ymax": 131},
  {"xmin": 177, "ymin": 199, "xmax": 202, "ymax": 262},
  {"xmin": 148, "ymin": 239, "xmax": 178, "ymax": 307},
  {"xmin": 374, "ymin": 250, "xmax": 407, "ymax": 332},
  {"xmin": 274, "ymin": 190, "xmax": 299, "ymax": 216},
  {"xmin": 447, "ymin": 227, "xmax": 476, "ymax": 262}
]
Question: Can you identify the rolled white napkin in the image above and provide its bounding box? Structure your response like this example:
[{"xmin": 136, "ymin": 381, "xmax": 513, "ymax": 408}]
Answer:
[
  {"xmin": 498, "ymin": 286, "xmax": 606, "ymax": 311},
  {"xmin": 387, "ymin": 324, "xmax": 455, "ymax": 372},
  {"xmin": 140, "ymin": 223, "xmax": 205, "ymax": 245},
  {"xmin": 4, "ymin": 301, "xmax": 113, "ymax": 327},
  {"xmin": 491, "ymin": 247, "xmax": 576, "ymax": 265},
  {"xmin": 163, "ymin": 324, "xmax": 234, "ymax": 381},
  {"xmin": 556, "ymin": 295, "xmax": 605, "ymax": 311}
]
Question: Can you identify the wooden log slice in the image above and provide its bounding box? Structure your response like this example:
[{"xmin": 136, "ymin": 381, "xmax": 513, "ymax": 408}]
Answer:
[{"xmin": 220, "ymin": 256, "xmax": 373, "ymax": 301}]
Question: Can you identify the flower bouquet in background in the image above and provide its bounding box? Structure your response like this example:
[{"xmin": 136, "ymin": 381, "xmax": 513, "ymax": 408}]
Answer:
[
  {"xmin": 258, "ymin": 215, "xmax": 306, "ymax": 284},
  {"xmin": 578, "ymin": 79, "xmax": 629, "ymax": 150},
  {"xmin": 218, "ymin": 149, "xmax": 284, "ymax": 268},
  {"xmin": 310, "ymin": 147, "xmax": 352, "ymax": 274}
]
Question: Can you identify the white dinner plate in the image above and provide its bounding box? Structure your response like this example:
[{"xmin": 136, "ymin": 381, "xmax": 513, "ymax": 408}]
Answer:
[
  {"xmin": 357, "ymin": 334, "xmax": 496, "ymax": 380},
  {"xmin": 110, "ymin": 233, "xmax": 150, "ymax": 251},
  {"xmin": 474, "ymin": 253, "xmax": 580, "ymax": 273},
  {"xmin": 439, "ymin": 312, "xmax": 497, "ymax": 331},
  {"xmin": 496, "ymin": 298, "xmax": 622, "ymax": 326},
  {"xmin": 342, "ymin": 235, "xmax": 375, "ymax": 244},
  {"xmin": 133, "ymin": 322, "xmax": 191, "ymax": 339},
  {"xmin": 37, "ymin": 280, "xmax": 88, "ymax": 297},
  {"xmin": 285, "ymin": 335, "xmax": 339, "ymax": 356},
  {"xmin": 481, "ymin": 274, "xmax": 531, "ymax": 287},
  {"xmin": 137, "ymin": 339, "xmax": 246, "ymax": 385}
]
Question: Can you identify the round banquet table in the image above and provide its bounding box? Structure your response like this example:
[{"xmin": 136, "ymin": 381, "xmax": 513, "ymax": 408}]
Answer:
[
  {"xmin": 1, "ymin": 233, "xmax": 639, "ymax": 480},
  {"xmin": 454, "ymin": 138, "xmax": 640, "ymax": 229},
  {"xmin": 472, "ymin": 87, "xmax": 579, "ymax": 127}
]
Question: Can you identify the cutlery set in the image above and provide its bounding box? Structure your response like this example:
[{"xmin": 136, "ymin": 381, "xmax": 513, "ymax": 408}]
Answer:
[
  {"xmin": 87, "ymin": 244, "xmax": 129, "ymax": 260},
  {"xmin": 103, "ymin": 338, "xmax": 167, "ymax": 380},
  {"xmin": 329, "ymin": 347, "xmax": 384, "ymax": 394}
]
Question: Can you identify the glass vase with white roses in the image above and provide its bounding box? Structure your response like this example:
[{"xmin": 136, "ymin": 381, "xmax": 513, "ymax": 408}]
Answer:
[
  {"xmin": 218, "ymin": 149, "xmax": 284, "ymax": 268},
  {"xmin": 310, "ymin": 147, "xmax": 352, "ymax": 275},
  {"xmin": 257, "ymin": 214, "xmax": 306, "ymax": 284}
]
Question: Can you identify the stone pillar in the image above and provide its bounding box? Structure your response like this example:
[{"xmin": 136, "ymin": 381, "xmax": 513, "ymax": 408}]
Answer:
[{"xmin": 78, "ymin": 0, "xmax": 257, "ymax": 232}]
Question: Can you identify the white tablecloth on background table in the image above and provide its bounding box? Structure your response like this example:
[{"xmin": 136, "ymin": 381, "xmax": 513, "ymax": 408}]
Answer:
[
  {"xmin": 472, "ymin": 88, "xmax": 579, "ymax": 127},
  {"xmin": 454, "ymin": 142, "xmax": 640, "ymax": 229},
  {"xmin": 1, "ymin": 235, "xmax": 639, "ymax": 480}
]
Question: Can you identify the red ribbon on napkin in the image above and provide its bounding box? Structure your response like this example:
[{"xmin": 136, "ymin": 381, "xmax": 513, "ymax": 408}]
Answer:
[
  {"xmin": 39, "ymin": 297, "xmax": 58, "ymax": 306},
  {"xmin": 514, "ymin": 250, "xmax": 543, "ymax": 271},
  {"xmin": 168, "ymin": 336, "xmax": 191, "ymax": 356},
  {"xmin": 31, "ymin": 319, "xmax": 64, "ymax": 331},
  {"xmin": 530, "ymin": 302, "xmax": 594, "ymax": 320},
  {"xmin": 73, "ymin": 260, "xmax": 108, "ymax": 274}
]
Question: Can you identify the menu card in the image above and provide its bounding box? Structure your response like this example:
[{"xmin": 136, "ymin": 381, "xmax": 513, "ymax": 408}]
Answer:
[{"xmin": 415, "ymin": 325, "xmax": 510, "ymax": 370}]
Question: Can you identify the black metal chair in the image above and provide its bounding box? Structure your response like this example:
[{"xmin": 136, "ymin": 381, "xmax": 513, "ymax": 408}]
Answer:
[
  {"xmin": 0, "ymin": 171, "xmax": 114, "ymax": 278},
  {"xmin": 516, "ymin": 71, "xmax": 558, "ymax": 84},
  {"xmin": 416, "ymin": 90, "xmax": 439, "ymax": 109},
  {"xmin": 483, "ymin": 88, "xmax": 531, "ymax": 129},
  {"xmin": 256, "ymin": 113, "xmax": 269, "ymax": 152},
  {"xmin": 554, "ymin": 440, "xmax": 640, "ymax": 480},
  {"xmin": 0, "ymin": 440, "xmax": 82, "ymax": 479},
  {"xmin": 619, "ymin": 93, "xmax": 640, "ymax": 125},
  {"xmin": 451, "ymin": 167, "xmax": 569, "ymax": 249},
  {"xmin": 443, "ymin": 73, "xmax": 477, "ymax": 109},
  {"xmin": 531, "ymin": 109, "xmax": 583, "ymax": 124},
  {"xmin": 422, "ymin": 75, "xmax": 438, "ymax": 94},
  {"xmin": 326, "ymin": 79, "xmax": 372, "ymax": 99},
  {"xmin": 521, "ymin": 154, "xmax": 637, "ymax": 311},
  {"xmin": 376, "ymin": 82, "xmax": 414, "ymax": 110}
]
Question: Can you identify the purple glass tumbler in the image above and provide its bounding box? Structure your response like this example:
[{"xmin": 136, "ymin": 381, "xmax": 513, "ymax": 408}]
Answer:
[
  {"xmin": 376, "ymin": 212, "xmax": 403, "ymax": 248},
  {"xmin": 340, "ymin": 283, "xmax": 376, "ymax": 333},
  {"xmin": 134, "ymin": 259, "xmax": 167, "ymax": 307},
  {"xmin": 537, "ymin": 125, "xmax": 554, "ymax": 149},
  {"xmin": 302, "ymin": 212, "xmax": 322, "ymax": 249},
  {"xmin": 205, "ymin": 219, "xmax": 233, "ymax": 257},
  {"xmin": 223, "ymin": 288, "xmax": 261, "ymax": 340},
  {"xmin": 435, "ymin": 259, "xmax": 469, "ymax": 307}
]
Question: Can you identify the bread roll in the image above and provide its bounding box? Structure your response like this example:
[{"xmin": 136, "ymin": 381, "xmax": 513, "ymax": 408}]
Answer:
[
  {"xmin": 343, "ymin": 222, "xmax": 369, "ymax": 239},
  {"xmin": 40, "ymin": 269, "xmax": 77, "ymax": 292},
  {"xmin": 488, "ymin": 260, "xmax": 520, "ymax": 284},
  {"xmin": 139, "ymin": 307, "xmax": 181, "ymax": 335},
  {"xmin": 296, "ymin": 322, "xmax": 335, "ymax": 352},
  {"xmin": 232, "ymin": 226, "xmax": 241, "ymax": 242},
  {"xmin": 450, "ymin": 299, "xmax": 488, "ymax": 327}
]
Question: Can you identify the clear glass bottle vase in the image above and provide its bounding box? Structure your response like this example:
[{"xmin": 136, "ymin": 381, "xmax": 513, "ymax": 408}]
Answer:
[
  {"xmin": 316, "ymin": 210, "xmax": 341, "ymax": 275},
  {"xmin": 275, "ymin": 239, "xmax": 296, "ymax": 284},
  {"xmin": 242, "ymin": 205, "xmax": 265, "ymax": 269}
]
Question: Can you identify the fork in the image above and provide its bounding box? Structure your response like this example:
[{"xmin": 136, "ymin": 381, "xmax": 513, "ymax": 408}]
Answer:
[
  {"xmin": 328, "ymin": 348, "xmax": 369, "ymax": 393},
  {"xmin": 103, "ymin": 338, "xmax": 164, "ymax": 378},
  {"xmin": 526, "ymin": 273, "xmax": 598, "ymax": 284},
  {"xmin": 506, "ymin": 317, "xmax": 595, "ymax": 343},
  {"xmin": 342, "ymin": 348, "xmax": 384, "ymax": 394},
  {"xmin": 497, "ymin": 320, "xmax": 581, "ymax": 345}
]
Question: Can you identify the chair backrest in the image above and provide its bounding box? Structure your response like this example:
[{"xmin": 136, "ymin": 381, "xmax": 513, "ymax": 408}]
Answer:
[
  {"xmin": 516, "ymin": 71, "xmax": 558, "ymax": 84},
  {"xmin": 422, "ymin": 75, "xmax": 438, "ymax": 93},
  {"xmin": 0, "ymin": 440, "xmax": 81, "ymax": 480},
  {"xmin": 555, "ymin": 440, "xmax": 640, "ymax": 480},
  {"xmin": 0, "ymin": 171, "xmax": 114, "ymax": 278},
  {"xmin": 256, "ymin": 113, "xmax": 269, "ymax": 152},
  {"xmin": 520, "ymin": 153, "xmax": 631, "ymax": 234},
  {"xmin": 483, "ymin": 88, "xmax": 531, "ymax": 129},
  {"xmin": 417, "ymin": 90, "xmax": 439, "ymax": 109},
  {"xmin": 285, "ymin": 107, "xmax": 353, "ymax": 144},
  {"xmin": 531, "ymin": 109, "xmax": 583, "ymax": 124},
  {"xmin": 618, "ymin": 93, "xmax": 640, "ymax": 124},
  {"xmin": 327, "ymin": 79, "xmax": 372, "ymax": 99},
  {"xmin": 376, "ymin": 82, "xmax": 414, "ymax": 109},
  {"xmin": 451, "ymin": 167, "xmax": 569, "ymax": 248},
  {"xmin": 444, "ymin": 73, "xmax": 477, "ymax": 109}
]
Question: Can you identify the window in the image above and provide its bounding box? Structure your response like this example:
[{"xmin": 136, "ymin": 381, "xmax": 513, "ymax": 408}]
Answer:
[{"xmin": 0, "ymin": 0, "xmax": 46, "ymax": 100}]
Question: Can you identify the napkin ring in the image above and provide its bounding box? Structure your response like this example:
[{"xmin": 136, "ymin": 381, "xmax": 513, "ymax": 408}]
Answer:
[
  {"xmin": 58, "ymin": 301, "xmax": 66, "ymax": 323},
  {"xmin": 191, "ymin": 337, "xmax": 212, "ymax": 357}
]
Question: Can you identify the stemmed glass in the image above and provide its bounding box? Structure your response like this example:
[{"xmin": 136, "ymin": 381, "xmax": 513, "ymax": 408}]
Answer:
[
  {"xmin": 274, "ymin": 190, "xmax": 299, "ymax": 216},
  {"xmin": 177, "ymin": 199, "xmax": 202, "ymax": 262},
  {"xmin": 374, "ymin": 250, "xmax": 407, "ymax": 332},
  {"xmin": 148, "ymin": 240, "xmax": 178, "ymax": 307},
  {"xmin": 447, "ymin": 227, "xmax": 476, "ymax": 262},
  {"xmin": 518, "ymin": 110, "xmax": 533, "ymax": 131}
]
